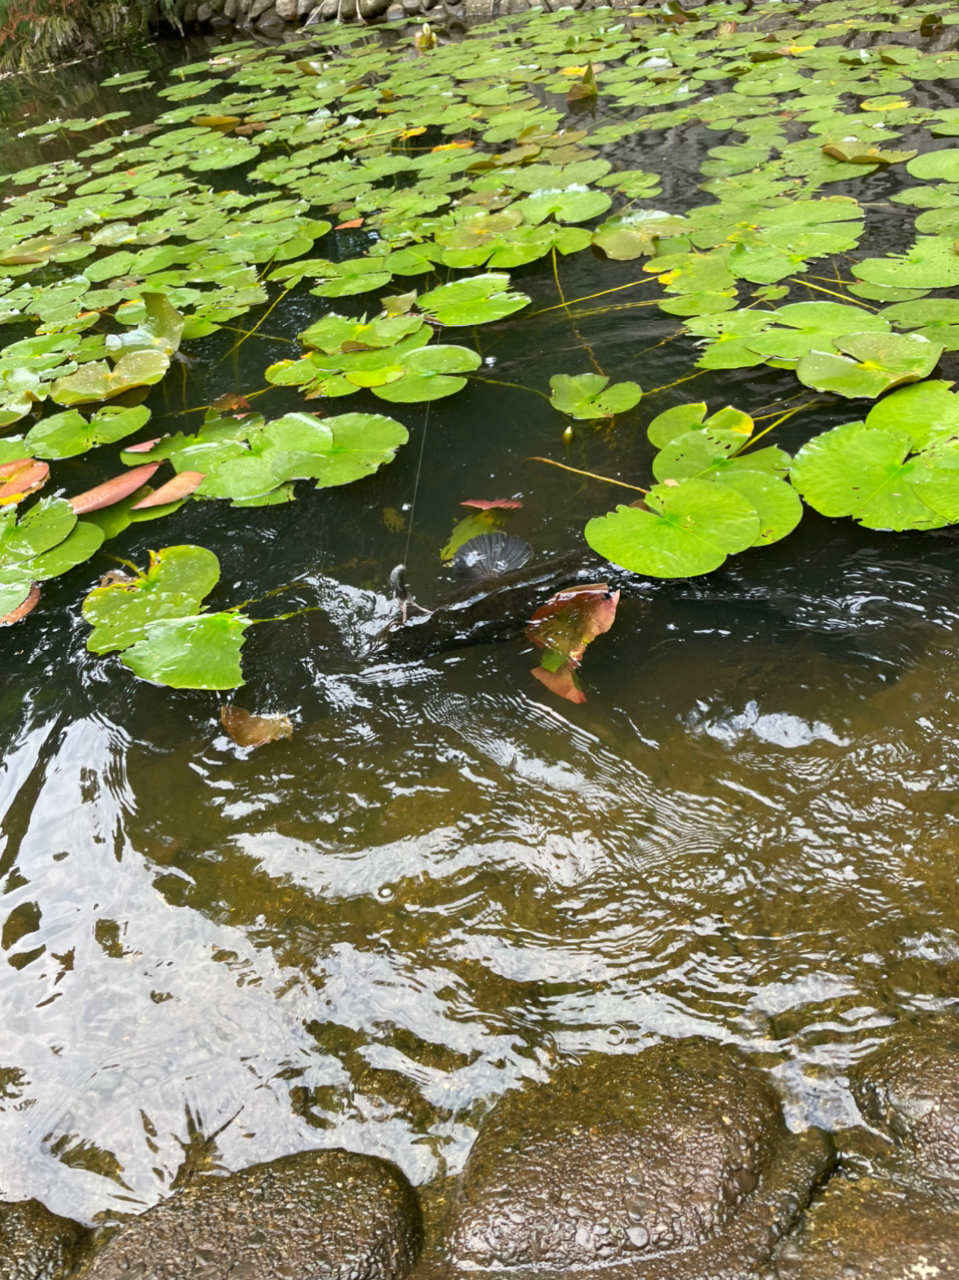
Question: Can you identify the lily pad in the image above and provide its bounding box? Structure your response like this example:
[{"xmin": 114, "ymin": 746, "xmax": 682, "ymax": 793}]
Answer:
[
  {"xmin": 83, "ymin": 544, "xmax": 222, "ymax": 654},
  {"xmin": 416, "ymin": 273, "xmax": 530, "ymax": 326},
  {"xmin": 790, "ymin": 419, "xmax": 954, "ymax": 530},
  {"xmin": 549, "ymin": 373, "xmax": 642, "ymax": 420},
  {"xmin": 796, "ymin": 332, "xmax": 943, "ymax": 398},
  {"xmin": 584, "ymin": 479, "xmax": 761, "ymax": 578},
  {"xmin": 122, "ymin": 612, "xmax": 251, "ymax": 690}
]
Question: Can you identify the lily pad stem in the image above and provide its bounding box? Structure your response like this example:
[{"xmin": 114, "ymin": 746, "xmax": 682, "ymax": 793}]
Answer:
[
  {"xmin": 527, "ymin": 277, "xmax": 654, "ymax": 319},
  {"xmin": 527, "ymin": 456, "xmax": 647, "ymax": 494},
  {"xmin": 552, "ymin": 245, "xmax": 604, "ymax": 377},
  {"xmin": 217, "ymin": 284, "xmax": 294, "ymax": 366}
]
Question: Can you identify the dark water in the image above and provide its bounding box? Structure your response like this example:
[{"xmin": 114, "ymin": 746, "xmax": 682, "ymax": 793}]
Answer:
[{"xmin": 3, "ymin": 23, "xmax": 959, "ymax": 1229}]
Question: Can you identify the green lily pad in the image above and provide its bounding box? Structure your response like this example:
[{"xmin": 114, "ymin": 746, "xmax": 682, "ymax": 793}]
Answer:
[
  {"xmin": 796, "ymin": 332, "xmax": 944, "ymax": 398},
  {"xmin": 549, "ymin": 373, "xmax": 642, "ymax": 420},
  {"xmin": 25, "ymin": 405, "xmax": 151, "ymax": 460},
  {"xmin": 121, "ymin": 612, "xmax": 251, "ymax": 690},
  {"xmin": 591, "ymin": 211, "xmax": 688, "ymax": 260},
  {"xmin": 50, "ymin": 350, "xmax": 171, "ymax": 406},
  {"xmin": 906, "ymin": 149, "xmax": 959, "ymax": 181},
  {"xmin": 83, "ymin": 544, "xmax": 222, "ymax": 654},
  {"xmin": 417, "ymin": 273, "xmax": 530, "ymax": 326},
  {"xmin": 584, "ymin": 479, "xmax": 761, "ymax": 578},
  {"xmin": 790, "ymin": 419, "xmax": 951, "ymax": 530}
]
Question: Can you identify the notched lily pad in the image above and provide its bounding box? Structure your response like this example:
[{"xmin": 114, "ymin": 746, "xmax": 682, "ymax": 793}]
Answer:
[{"xmin": 549, "ymin": 373, "xmax": 642, "ymax": 420}]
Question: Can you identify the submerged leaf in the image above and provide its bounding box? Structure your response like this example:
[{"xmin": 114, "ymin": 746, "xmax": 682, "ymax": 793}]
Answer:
[{"xmin": 221, "ymin": 705, "xmax": 293, "ymax": 748}]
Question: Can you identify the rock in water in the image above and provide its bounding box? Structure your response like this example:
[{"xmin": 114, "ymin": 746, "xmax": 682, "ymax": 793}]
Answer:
[
  {"xmin": 442, "ymin": 1039, "xmax": 832, "ymax": 1280},
  {"xmin": 87, "ymin": 1148, "xmax": 422, "ymax": 1280},
  {"xmin": 0, "ymin": 1199, "xmax": 88, "ymax": 1280},
  {"xmin": 771, "ymin": 1176, "xmax": 959, "ymax": 1278},
  {"xmin": 850, "ymin": 1018, "xmax": 959, "ymax": 1200},
  {"xmin": 451, "ymin": 533, "xmax": 533, "ymax": 582},
  {"xmin": 771, "ymin": 1016, "xmax": 959, "ymax": 1277}
]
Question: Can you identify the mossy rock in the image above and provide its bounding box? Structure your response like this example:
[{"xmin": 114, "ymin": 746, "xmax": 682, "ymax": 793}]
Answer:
[
  {"xmin": 442, "ymin": 1039, "xmax": 833, "ymax": 1280},
  {"xmin": 85, "ymin": 1148, "xmax": 422, "ymax": 1280},
  {"xmin": 0, "ymin": 1198, "xmax": 88, "ymax": 1280}
]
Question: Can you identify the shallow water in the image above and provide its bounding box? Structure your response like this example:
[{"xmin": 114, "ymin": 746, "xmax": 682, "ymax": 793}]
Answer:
[{"xmin": 3, "ymin": 16, "xmax": 959, "ymax": 1230}]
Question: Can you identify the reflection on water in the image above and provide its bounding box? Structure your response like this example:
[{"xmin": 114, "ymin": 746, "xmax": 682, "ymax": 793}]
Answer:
[
  {"xmin": 2, "ymin": 21, "xmax": 959, "ymax": 1235},
  {"xmin": 4, "ymin": 570, "xmax": 959, "ymax": 1222}
]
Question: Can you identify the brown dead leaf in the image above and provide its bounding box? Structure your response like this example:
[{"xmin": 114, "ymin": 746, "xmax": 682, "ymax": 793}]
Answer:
[
  {"xmin": 527, "ymin": 583, "xmax": 619, "ymax": 667},
  {"xmin": 210, "ymin": 392, "xmax": 252, "ymax": 413},
  {"xmin": 460, "ymin": 498, "xmax": 522, "ymax": 510},
  {"xmin": 335, "ymin": 217, "xmax": 364, "ymax": 230},
  {"xmin": 531, "ymin": 661, "xmax": 586, "ymax": 705},
  {"xmin": 69, "ymin": 464, "xmax": 160, "ymax": 514},
  {"xmin": 124, "ymin": 437, "xmax": 162, "ymax": 453},
  {"xmin": 98, "ymin": 570, "xmax": 133, "ymax": 588},
  {"xmin": 132, "ymin": 471, "xmax": 205, "ymax": 509},
  {"xmin": 221, "ymin": 706, "xmax": 294, "ymax": 749},
  {"xmin": 0, "ymin": 583, "xmax": 40, "ymax": 628}
]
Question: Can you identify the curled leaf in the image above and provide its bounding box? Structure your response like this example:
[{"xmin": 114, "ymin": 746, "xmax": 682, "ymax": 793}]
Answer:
[
  {"xmin": 0, "ymin": 460, "xmax": 48, "ymax": 505},
  {"xmin": 70, "ymin": 464, "xmax": 160, "ymax": 514},
  {"xmin": 527, "ymin": 583, "xmax": 619, "ymax": 666},
  {"xmin": 527, "ymin": 583, "xmax": 619, "ymax": 705},
  {"xmin": 460, "ymin": 498, "xmax": 522, "ymax": 510},
  {"xmin": 132, "ymin": 471, "xmax": 205, "ymax": 509},
  {"xmin": 0, "ymin": 582, "xmax": 40, "ymax": 627},
  {"xmin": 221, "ymin": 705, "xmax": 294, "ymax": 749}
]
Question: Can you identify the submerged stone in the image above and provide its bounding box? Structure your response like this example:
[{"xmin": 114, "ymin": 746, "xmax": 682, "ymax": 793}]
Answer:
[
  {"xmin": 0, "ymin": 1198, "xmax": 88, "ymax": 1280},
  {"xmin": 849, "ymin": 1018, "xmax": 959, "ymax": 1201},
  {"xmin": 86, "ymin": 1148, "xmax": 422, "ymax": 1280},
  {"xmin": 770, "ymin": 1018, "xmax": 959, "ymax": 1276},
  {"xmin": 440, "ymin": 1039, "xmax": 832, "ymax": 1280},
  {"xmin": 771, "ymin": 1176, "xmax": 959, "ymax": 1278}
]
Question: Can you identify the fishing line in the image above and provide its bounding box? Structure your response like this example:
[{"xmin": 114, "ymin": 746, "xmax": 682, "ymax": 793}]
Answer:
[{"xmin": 403, "ymin": 399, "xmax": 431, "ymax": 568}]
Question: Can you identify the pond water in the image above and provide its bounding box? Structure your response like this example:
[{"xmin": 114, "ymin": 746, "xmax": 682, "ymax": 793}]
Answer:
[{"xmin": 3, "ymin": 6, "xmax": 959, "ymax": 1231}]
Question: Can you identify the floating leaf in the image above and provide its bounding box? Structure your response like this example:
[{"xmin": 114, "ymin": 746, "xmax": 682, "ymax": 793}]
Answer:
[
  {"xmin": 0, "ymin": 582, "xmax": 40, "ymax": 627},
  {"xmin": 549, "ymin": 373, "xmax": 642, "ymax": 420},
  {"xmin": 591, "ymin": 211, "xmax": 688, "ymax": 260},
  {"xmin": 0, "ymin": 459, "xmax": 48, "ymax": 505},
  {"xmin": 790, "ymin": 419, "xmax": 955, "ymax": 530},
  {"xmin": 585, "ymin": 480, "xmax": 760, "ymax": 578},
  {"xmin": 796, "ymin": 332, "xmax": 943, "ymax": 398},
  {"xmin": 528, "ymin": 608, "xmax": 613, "ymax": 680},
  {"xmin": 25, "ymin": 405, "xmax": 152, "ymax": 460},
  {"xmin": 221, "ymin": 705, "xmax": 293, "ymax": 748},
  {"xmin": 50, "ymin": 351, "xmax": 170, "ymax": 406},
  {"xmin": 460, "ymin": 498, "xmax": 522, "ymax": 510},
  {"xmin": 70, "ymin": 464, "xmax": 161, "ymax": 514},
  {"xmin": 527, "ymin": 580, "xmax": 619, "ymax": 703},
  {"xmin": 417, "ymin": 274, "xmax": 530, "ymax": 327},
  {"xmin": 132, "ymin": 472, "xmax": 206, "ymax": 509},
  {"xmin": 122, "ymin": 613, "xmax": 251, "ymax": 690},
  {"xmin": 82, "ymin": 544, "xmax": 221, "ymax": 655}
]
